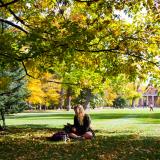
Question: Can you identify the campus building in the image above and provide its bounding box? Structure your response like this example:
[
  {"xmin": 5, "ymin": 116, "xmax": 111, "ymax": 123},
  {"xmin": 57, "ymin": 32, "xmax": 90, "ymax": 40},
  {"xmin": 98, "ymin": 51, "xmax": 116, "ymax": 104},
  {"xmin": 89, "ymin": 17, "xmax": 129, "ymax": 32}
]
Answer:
[{"xmin": 138, "ymin": 85, "xmax": 160, "ymax": 107}]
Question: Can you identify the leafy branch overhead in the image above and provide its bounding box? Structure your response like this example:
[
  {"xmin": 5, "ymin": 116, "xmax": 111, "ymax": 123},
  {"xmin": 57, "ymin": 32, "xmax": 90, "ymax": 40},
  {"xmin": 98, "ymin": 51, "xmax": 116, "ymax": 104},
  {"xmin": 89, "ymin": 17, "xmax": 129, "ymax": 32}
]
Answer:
[
  {"xmin": 0, "ymin": 0, "xmax": 19, "ymax": 8},
  {"xmin": 0, "ymin": 0, "xmax": 159, "ymax": 82}
]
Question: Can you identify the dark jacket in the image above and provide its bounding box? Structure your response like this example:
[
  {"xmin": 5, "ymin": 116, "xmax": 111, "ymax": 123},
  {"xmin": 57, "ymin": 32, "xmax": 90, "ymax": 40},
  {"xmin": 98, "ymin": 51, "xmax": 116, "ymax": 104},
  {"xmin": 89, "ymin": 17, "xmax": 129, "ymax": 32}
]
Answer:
[{"xmin": 74, "ymin": 114, "xmax": 94, "ymax": 135}]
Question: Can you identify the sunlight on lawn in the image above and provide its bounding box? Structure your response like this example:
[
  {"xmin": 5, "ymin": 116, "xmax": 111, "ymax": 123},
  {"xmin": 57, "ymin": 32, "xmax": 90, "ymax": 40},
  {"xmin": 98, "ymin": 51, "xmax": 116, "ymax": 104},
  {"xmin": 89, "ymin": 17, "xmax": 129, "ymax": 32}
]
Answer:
[
  {"xmin": 5, "ymin": 108, "xmax": 160, "ymax": 137},
  {"xmin": 1, "ymin": 108, "xmax": 160, "ymax": 160}
]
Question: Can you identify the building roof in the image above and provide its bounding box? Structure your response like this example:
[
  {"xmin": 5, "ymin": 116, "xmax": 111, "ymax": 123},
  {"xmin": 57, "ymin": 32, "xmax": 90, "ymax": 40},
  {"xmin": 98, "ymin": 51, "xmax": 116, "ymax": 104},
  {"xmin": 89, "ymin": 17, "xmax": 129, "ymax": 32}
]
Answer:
[{"xmin": 143, "ymin": 85, "xmax": 158, "ymax": 96}]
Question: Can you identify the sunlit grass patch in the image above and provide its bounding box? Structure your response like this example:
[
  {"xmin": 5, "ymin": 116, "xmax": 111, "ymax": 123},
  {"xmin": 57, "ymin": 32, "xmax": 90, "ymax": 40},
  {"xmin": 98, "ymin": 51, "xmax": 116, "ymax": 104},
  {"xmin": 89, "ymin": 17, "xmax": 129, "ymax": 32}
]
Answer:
[
  {"xmin": 1, "ymin": 108, "xmax": 160, "ymax": 159},
  {"xmin": 1, "ymin": 127, "xmax": 160, "ymax": 160}
]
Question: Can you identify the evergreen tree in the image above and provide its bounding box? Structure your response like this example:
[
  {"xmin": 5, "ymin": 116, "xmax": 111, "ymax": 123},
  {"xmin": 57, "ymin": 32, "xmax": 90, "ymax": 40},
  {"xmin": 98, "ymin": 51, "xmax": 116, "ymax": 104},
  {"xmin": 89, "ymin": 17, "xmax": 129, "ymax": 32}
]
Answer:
[{"xmin": 0, "ymin": 65, "xmax": 28, "ymax": 128}]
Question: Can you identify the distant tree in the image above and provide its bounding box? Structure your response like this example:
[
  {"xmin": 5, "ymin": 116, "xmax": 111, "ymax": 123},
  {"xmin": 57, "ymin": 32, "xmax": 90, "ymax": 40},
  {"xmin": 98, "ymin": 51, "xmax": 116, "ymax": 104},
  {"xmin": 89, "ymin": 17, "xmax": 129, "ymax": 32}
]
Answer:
[
  {"xmin": 72, "ymin": 88, "xmax": 105, "ymax": 109},
  {"xmin": 113, "ymin": 97, "xmax": 127, "ymax": 108},
  {"xmin": 27, "ymin": 72, "xmax": 61, "ymax": 110},
  {"xmin": 0, "ymin": 65, "xmax": 28, "ymax": 128}
]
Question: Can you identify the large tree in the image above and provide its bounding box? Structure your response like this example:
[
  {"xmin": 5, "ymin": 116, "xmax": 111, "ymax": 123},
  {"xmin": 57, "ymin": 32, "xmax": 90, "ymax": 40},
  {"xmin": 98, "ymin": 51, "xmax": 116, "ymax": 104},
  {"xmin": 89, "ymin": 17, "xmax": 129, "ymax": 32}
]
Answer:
[{"xmin": 0, "ymin": 0, "xmax": 159, "ymax": 109}]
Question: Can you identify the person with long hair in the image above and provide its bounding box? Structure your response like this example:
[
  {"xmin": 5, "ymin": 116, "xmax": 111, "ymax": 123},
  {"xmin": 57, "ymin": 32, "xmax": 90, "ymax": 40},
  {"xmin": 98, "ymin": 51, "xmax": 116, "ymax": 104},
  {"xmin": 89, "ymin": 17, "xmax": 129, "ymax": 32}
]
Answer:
[{"xmin": 69, "ymin": 104, "xmax": 94, "ymax": 139}]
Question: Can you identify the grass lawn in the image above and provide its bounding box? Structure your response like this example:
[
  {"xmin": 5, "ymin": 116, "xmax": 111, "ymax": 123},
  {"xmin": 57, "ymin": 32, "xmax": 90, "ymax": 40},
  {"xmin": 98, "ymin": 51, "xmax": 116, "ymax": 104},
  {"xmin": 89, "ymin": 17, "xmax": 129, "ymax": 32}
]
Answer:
[{"xmin": 0, "ymin": 108, "xmax": 160, "ymax": 160}]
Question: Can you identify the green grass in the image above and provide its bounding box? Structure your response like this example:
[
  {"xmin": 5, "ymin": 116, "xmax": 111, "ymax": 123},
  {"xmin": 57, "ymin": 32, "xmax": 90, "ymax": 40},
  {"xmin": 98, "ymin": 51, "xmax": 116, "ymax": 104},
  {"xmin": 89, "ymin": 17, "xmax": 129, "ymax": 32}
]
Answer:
[{"xmin": 1, "ymin": 108, "xmax": 160, "ymax": 160}]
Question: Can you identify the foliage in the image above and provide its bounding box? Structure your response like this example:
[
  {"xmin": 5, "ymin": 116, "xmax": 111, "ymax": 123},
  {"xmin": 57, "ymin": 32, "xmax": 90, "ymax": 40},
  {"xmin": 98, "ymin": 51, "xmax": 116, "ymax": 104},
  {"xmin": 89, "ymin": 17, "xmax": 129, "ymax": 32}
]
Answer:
[
  {"xmin": 0, "ymin": 0, "xmax": 159, "ymax": 109},
  {"xmin": 113, "ymin": 96, "xmax": 127, "ymax": 108},
  {"xmin": 27, "ymin": 79, "xmax": 45, "ymax": 105},
  {"xmin": 27, "ymin": 72, "xmax": 61, "ymax": 108},
  {"xmin": 90, "ymin": 94, "xmax": 105, "ymax": 108},
  {"xmin": 1, "ymin": 0, "xmax": 159, "ymax": 75},
  {"xmin": 104, "ymin": 86, "xmax": 117, "ymax": 106},
  {"xmin": 0, "ymin": 65, "xmax": 28, "ymax": 127},
  {"xmin": 104, "ymin": 74, "xmax": 145, "ymax": 106},
  {"xmin": 72, "ymin": 89, "xmax": 105, "ymax": 108}
]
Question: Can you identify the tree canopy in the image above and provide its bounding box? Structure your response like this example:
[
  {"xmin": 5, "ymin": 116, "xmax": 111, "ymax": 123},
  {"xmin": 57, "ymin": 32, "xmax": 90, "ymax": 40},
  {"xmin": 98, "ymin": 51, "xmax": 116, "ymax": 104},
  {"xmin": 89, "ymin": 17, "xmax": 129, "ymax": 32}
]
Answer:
[
  {"xmin": 0, "ymin": 0, "xmax": 160, "ymax": 110},
  {"xmin": 1, "ymin": 0, "xmax": 159, "ymax": 74}
]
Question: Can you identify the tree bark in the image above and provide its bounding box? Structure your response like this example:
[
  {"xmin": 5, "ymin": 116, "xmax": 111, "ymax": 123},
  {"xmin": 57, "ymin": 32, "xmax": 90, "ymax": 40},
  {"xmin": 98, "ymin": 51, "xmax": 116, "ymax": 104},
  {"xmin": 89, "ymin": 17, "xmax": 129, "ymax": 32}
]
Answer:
[
  {"xmin": 39, "ymin": 104, "xmax": 42, "ymax": 110},
  {"xmin": 84, "ymin": 89, "xmax": 91, "ymax": 110},
  {"xmin": 66, "ymin": 87, "xmax": 72, "ymax": 111},
  {"xmin": 131, "ymin": 97, "xmax": 136, "ymax": 108},
  {"xmin": 0, "ymin": 110, "xmax": 6, "ymax": 129},
  {"xmin": 43, "ymin": 105, "xmax": 47, "ymax": 110},
  {"xmin": 58, "ymin": 88, "xmax": 64, "ymax": 110}
]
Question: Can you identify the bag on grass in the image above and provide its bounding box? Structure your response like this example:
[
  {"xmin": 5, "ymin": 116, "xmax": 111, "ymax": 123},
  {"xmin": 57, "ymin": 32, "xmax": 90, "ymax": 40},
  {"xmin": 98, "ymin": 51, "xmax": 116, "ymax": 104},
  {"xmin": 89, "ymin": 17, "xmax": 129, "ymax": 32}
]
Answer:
[
  {"xmin": 63, "ymin": 123, "xmax": 74, "ymax": 133},
  {"xmin": 50, "ymin": 131, "xmax": 69, "ymax": 142}
]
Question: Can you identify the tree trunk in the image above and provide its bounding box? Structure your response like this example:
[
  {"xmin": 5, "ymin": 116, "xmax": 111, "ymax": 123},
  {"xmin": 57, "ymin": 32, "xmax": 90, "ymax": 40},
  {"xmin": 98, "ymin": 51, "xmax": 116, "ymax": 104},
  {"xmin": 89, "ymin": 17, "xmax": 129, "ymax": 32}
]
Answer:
[
  {"xmin": 50, "ymin": 103, "xmax": 54, "ymax": 110},
  {"xmin": 39, "ymin": 104, "xmax": 42, "ymax": 110},
  {"xmin": 131, "ymin": 97, "xmax": 136, "ymax": 108},
  {"xmin": 66, "ymin": 87, "xmax": 72, "ymax": 111},
  {"xmin": 84, "ymin": 89, "xmax": 92, "ymax": 110},
  {"xmin": 131, "ymin": 84, "xmax": 140, "ymax": 108},
  {"xmin": 0, "ymin": 110, "xmax": 6, "ymax": 129},
  {"xmin": 58, "ymin": 88, "xmax": 64, "ymax": 110},
  {"xmin": 43, "ymin": 105, "xmax": 47, "ymax": 110}
]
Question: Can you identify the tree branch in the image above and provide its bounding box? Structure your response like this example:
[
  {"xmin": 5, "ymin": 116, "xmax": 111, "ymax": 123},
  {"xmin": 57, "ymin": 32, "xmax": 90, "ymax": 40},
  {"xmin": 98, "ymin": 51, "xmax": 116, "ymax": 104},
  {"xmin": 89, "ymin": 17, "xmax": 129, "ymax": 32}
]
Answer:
[
  {"xmin": 21, "ymin": 61, "xmax": 80, "ymax": 86},
  {"xmin": 21, "ymin": 61, "xmax": 36, "ymax": 79},
  {"xmin": 75, "ymin": 0, "xmax": 99, "ymax": 2},
  {"xmin": 0, "ymin": 0, "xmax": 30, "ymax": 28},
  {"xmin": 0, "ymin": 18, "xmax": 28, "ymax": 34},
  {"xmin": 75, "ymin": 48, "xmax": 119, "ymax": 53},
  {"xmin": 46, "ymin": 80, "xmax": 79, "ymax": 85},
  {"xmin": 0, "ymin": 84, "xmax": 22, "ymax": 96},
  {"xmin": 0, "ymin": 0, "xmax": 18, "ymax": 7},
  {"xmin": 126, "ymin": 51, "xmax": 160, "ymax": 67},
  {"xmin": 75, "ymin": 47, "xmax": 159, "ymax": 67},
  {"xmin": 0, "ymin": 52, "xmax": 33, "ymax": 62}
]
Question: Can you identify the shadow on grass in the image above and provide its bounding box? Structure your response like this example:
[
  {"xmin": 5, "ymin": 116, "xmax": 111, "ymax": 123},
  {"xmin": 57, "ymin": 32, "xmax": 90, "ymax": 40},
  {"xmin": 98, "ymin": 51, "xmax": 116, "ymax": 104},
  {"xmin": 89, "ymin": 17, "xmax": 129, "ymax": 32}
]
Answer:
[
  {"xmin": 6, "ymin": 113, "xmax": 74, "ymax": 120},
  {"xmin": 91, "ymin": 113, "xmax": 160, "ymax": 120},
  {"xmin": 0, "ymin": 124, "xmax": 62, "ymax": 137},
  {"xmin": 0, "ymin": 126, "xmax": 160, "ymax": 160},
  {"xmin": 7, "ymin": 112, "xmax": 160, "ymax": 120}
]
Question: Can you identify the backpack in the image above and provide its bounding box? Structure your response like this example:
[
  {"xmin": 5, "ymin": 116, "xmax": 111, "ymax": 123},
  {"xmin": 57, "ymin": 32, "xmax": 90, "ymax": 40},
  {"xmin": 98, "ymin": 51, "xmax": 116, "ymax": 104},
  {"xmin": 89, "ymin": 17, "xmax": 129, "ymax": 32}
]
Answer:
[
  {"xmin": 63, "ymin": 123, "xmax": 74, "ymax": 133},
  {"xmin": 50, "ymin": 131, "xmax": 69, "ymax": 142}
]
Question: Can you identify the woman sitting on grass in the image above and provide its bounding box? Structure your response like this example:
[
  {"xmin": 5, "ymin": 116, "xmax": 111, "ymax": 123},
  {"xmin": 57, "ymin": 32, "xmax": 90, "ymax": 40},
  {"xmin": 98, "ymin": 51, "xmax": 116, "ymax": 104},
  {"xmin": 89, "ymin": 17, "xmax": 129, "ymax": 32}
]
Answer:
[{"xmin": 69, "ymin": 104, "xmax": 94, "ymax": 140}]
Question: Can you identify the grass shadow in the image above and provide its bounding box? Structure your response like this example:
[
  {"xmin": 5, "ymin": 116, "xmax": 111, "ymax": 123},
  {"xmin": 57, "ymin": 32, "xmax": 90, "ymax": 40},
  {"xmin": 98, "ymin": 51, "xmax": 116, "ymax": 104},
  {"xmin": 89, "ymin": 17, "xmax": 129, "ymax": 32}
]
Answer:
[
  {"xmin": 0, "ymin": 124, "xmax": 62, "ymax": 138},
  {"xmin": 0, "ymin": 127, "xmax": 160, "ymax": 160},
  {"xmin": 6, "ymin": 113, "xmax": 74, "ymax": 120},
  {"xmin": 91, "ymin": 112, "xmax": 160, "ymax": 120}
]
